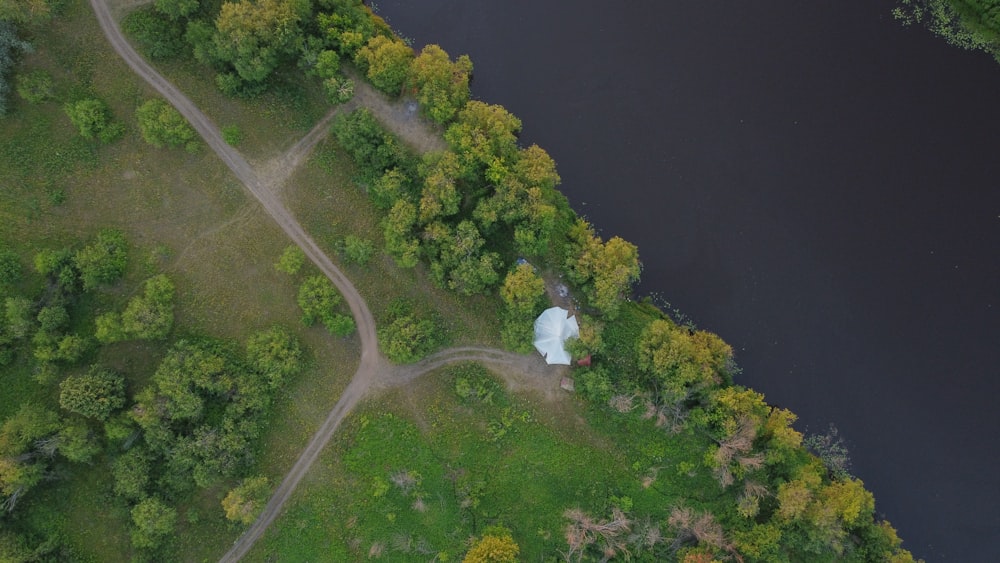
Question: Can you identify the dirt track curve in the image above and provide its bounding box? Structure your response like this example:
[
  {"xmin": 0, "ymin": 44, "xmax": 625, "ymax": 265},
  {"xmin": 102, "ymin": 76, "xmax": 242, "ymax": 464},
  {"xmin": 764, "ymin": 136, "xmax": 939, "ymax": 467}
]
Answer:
[{"xmin": 88, "ymin": 2, "xmax": 559, "ymax": 559}]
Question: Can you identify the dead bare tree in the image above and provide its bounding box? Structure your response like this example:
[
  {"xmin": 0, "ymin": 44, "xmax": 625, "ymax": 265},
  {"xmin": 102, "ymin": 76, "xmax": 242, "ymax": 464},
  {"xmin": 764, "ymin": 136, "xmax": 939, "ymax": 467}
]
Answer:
[{"xmin": 562, "ymin": 507, "xmax": 633, "ymax": 562}]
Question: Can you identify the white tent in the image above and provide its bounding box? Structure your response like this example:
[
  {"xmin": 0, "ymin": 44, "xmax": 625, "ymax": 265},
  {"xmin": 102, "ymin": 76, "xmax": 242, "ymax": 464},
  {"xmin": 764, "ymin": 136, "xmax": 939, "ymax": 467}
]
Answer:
[{"xmin": 533, "ymin": 307, "xmax": 579, "ymax": 365}]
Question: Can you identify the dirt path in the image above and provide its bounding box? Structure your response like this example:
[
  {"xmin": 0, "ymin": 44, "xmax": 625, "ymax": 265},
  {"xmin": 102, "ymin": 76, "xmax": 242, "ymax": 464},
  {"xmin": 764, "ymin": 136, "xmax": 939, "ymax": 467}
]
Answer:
[{"xmin": 88, "ymin": 3, "xmax": 559, "ymax": 559}]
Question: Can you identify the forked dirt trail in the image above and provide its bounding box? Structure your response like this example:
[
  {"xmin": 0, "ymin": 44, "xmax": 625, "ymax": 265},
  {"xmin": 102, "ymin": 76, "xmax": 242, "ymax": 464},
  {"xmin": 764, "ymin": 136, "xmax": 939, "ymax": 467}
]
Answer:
[{"xmin": 89, "ymin": 2, "xmax": 562, "ymax": 559}]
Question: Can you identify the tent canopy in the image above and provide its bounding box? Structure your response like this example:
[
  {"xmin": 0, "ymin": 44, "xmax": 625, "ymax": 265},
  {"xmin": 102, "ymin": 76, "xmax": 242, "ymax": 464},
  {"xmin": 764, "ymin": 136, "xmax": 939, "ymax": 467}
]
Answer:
[{"xmin": 533, "ymin": 307, "xmax": 579, "ymax": 365}]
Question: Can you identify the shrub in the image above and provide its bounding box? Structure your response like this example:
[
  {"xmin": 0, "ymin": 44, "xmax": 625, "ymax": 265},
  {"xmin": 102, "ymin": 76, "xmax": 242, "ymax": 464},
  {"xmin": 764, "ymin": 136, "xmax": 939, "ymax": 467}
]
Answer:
[
  {"xmin": 64, "ymin": 98, "xmax": 124, "ymax": 143},
  {"xmin": 136, "ymin": 98, "xmax": 198, "ymax": 151},
  {"xmin": 275, "ymin": 245, "xmax": 305, "ymax": 275},
  {"xmin": 340, "ymin": 235, "xmax": 374, "ymax": 265},
  {"xmin": 16, "ymin": 70, "xmax": 53, "ymax": 104}
]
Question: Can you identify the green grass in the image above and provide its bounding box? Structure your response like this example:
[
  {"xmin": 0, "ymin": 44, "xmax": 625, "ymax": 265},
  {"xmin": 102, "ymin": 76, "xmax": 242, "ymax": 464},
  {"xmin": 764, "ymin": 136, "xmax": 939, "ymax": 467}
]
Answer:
[{"xmin": 247, "ymin": 363, "xmax": 735, "ymax": 561}]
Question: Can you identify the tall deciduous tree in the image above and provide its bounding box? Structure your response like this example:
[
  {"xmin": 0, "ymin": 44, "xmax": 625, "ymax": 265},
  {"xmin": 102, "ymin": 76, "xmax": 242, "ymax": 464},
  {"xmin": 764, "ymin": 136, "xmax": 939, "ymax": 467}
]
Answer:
[
  {"xmin": 564, "ymin": 219, "xmax": 640, "ymax": 318},
  {"xmin": 354, "ymin": 34, "xmax": 413, "ymax": 95},
  {"xmin": 59, "ymin": 368, "xmax": 126, "ymax": 420},
  {"xmin": 407, "ymin": 44, "xmax": 473, "ymax": 124},
  {"xmin": 74, "ymin": 228, "xmax": 128, "ymax": 291},
  {"xmin": 221, "ymin": 475, "xmax": 269, "ymax": 524},
  {"xmin": 213, "ymin": 0, "xmax": 308, "ymax": 84},
  {"xmin": 130, "ymin": 496, "xmax": 177, "ymax": 549}
]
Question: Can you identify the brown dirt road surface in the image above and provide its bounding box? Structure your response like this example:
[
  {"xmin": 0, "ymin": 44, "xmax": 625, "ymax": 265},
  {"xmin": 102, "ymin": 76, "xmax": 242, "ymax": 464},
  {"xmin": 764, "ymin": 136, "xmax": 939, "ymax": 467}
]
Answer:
[{"xmin": 88, "ymin": 2, "xmax": 562, "ymax": 559}]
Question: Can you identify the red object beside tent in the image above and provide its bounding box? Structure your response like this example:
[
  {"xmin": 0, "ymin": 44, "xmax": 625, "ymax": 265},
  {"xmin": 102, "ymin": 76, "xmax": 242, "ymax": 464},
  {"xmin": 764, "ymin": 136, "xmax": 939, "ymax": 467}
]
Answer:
[{"xmin": 577, "ymin": 354, "xmax": 592, "ymax": 367}]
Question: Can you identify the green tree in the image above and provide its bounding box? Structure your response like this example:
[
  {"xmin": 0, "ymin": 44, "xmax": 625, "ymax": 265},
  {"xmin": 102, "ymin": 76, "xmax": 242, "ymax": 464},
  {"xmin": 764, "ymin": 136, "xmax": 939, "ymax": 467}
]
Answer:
[
  {"xmin": 331, "ymin": 108, "xmax": 409, "ymax": 179},
  {"xmin": 59, "ymin": 368, "xmax": 126, "ymax": 420},
  {"xmin": 56, "ymin": 423, "xmax": 101, "ymax": 463},
  {"xmin": 297, "ymin": 275, "xmax": 342, "ymax": 327},
  {"xmin": 4, "ymin": 296, "xmax": 34, "ymax": 339},
  {"xmin": 136, "ymin": 99, "xmax": 198, "ymax": 151},
  {"xmin": 112, "ymin": 448, "xmax": 151, "ymax": 501},
  {"xmin": 221, "ymin": 475, "xmax": 269, "ymax": 525},
  {"xmin": 636, "ymin": 319, "xmax": 731, "ymax": 405},
  {"xmin": 213, "ymin": 0, "xmax": 308, "ymax": 85},
  {"xmin": 130, "ymin": 496, "xmax": 177, "ymax": 549},
  {"xmin": 444, "ymin": 101, "xmax": 522, "ymax": 185},
  {"xmin": 382, "ymin": 199, "xmax": 420, "ymax": 268},
  {"xmin": 74, "ymin": 228, "xmax": 128, "ymax": 290},
  {"xmin": 407, "ymin": 44, "xmax": 473, "ymax": 124},
  {"xmin": 500, "ymin": 263, "xmax": 546, "ymax": 317},
  {"xmin": 418, "ymin": 150, "xmax": 463, "ymax": 223},
  {"xmin": 245, "ymin": 326, "xmax": 302, "ymax": 388},
  {"xmin": 0, "ymin": 247, "xmax": 20, "ymax": 285},
  {"xmin": 155, "ymin": 0, "xmax": 198, "ymax": 20},
  {"xmin": 274, "ymin": 245, "xmax": 305, "ymax": 275},
  {"xmin": 370, "ymin": 167, "xmax": 412, "ymax": 210},
  {"xmin": 378, "ymin": 305, "xmax": 445, "ymax": 363},
  {"xmin": 464, "ymin": 531, "xmax": 520, "ymax": 563},
  {"xmin": 564, "ymin": 219, "xmax": 640, "ymax": 318},
  {"xmin": 428, "ymin": 220, "xmax": 502, "ymax": 296},
  {"xmin": 354, "ymin": 34, "xmax": 413, "ymax": 95},
  {"xmin": 0, "ymin": 404, "xmax": 59, "ymax": 456},
  {"xmin": 63, "ymin": 98, "xmax": 123, "ymax": 143},
  {"xmin": 123, "ymin": 6, "xmax": 188, "ymax": 60}
]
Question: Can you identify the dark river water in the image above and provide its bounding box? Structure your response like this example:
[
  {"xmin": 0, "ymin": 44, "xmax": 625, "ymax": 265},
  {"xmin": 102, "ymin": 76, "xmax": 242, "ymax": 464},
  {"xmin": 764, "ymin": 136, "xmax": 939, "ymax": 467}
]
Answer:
[{"xmin": 377, "ymin": 1, "xmax": 1000, "ymax": 559}]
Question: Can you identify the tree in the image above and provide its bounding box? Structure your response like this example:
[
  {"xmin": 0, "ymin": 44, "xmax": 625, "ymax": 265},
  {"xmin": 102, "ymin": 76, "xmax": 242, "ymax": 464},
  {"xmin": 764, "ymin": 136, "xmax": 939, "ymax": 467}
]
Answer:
[
  {"xmin": 96, "ymin": 275, "xmax": 175, "ymax": 343},
  {"xmin": 56, "ymin": 423, "xmax": 101, "ymax": 463},
  {"xmin": 213, "ymin": 0, "xmax": 308, "ymax": 85},
  {"xmin": 221, "ymin": 475, "xmax": 269, "ymax": 525},
  {"xmin": 136, "ymin": 99, "xmax": 198, "ymax": 151},
  {"xmin": 444, "ymin": 101, "xmax": 522, "ymax": 185},
  {"xmin": 274, "ymin": 245, "xmax": 305, "ymax": 275},
  {"xmin": 245, "ymin": 326, "xmax": 302, "ymax": 388},
  {"xmin": 155, "ymin": 0, "xmax": 198, "ymax": 20},
  {"xmin": 331, "ymin": 108, "xmax": 410, "ymax": 179},
  {"xmin": 74, "ymin": 228, "xmax": 128, "ymax": 291},
  {"xmin": 63, "ymin": 98, "xmax": 123, "ymax": 143},
  {"xmin": 501, "ymin": 263, "xmax": 546, "ymax": 317},
  {"xmin": 354, "ymin": 34, "xmax": 413, "ymax": 95},
  {"xmin": 407, "ymin": 44, "xmax": 473, "ymax": 124},
  {"xmin": 4, "ymin": 296, "xmax": 34, "ymax": 339},
  {"xmin": 297, "ymin": 275, "xmax": 342, "ymax": 327},
  {"xmin": 499, "ymin": 263, "xmax": 546, "ymax": 352},
  {"xmin": 564, "ymin": 219, "xmax": 640, "ymax": 318},
  {"xmin": 370, "ymin": 168, "xmax": 412, "ymax": 210},
  {"xmin": 428, "ymin": 220, "xmax": 501, "ymax": 295},
  {"xmin": 0, "ymin": 247, "xmax": 20, "ymax": 285},
  {"xmin": 113, "ymin": 448, "xmax": 151, "ymax": 501},
  {"xmin": 123, "ymin": 6, "xmax": 188, "ymax": 60},
  {"xmin": 418, "ymin": 150, "xmax": 463, "ymax": 223},
  {"xmin": 464, "ymin": 531, "xmax": 520, "ymax": 563},
  {"xmin": 130, "ymin": 496, "xmax": 177, "ymax": 549},
  {"xmin": 382, "ymin": 199, "xmax": 420, "ymax": 268},
  {"xmin": 59, "ymin": 368, "xmax": 126, "ymax": 420},
  {"xmin": 0, "ymin": 404, "xmax": 59, "ymax": 456},
  {"xmin": 378, "ymin": 307, "xmax": 445, "ymax": 363}
]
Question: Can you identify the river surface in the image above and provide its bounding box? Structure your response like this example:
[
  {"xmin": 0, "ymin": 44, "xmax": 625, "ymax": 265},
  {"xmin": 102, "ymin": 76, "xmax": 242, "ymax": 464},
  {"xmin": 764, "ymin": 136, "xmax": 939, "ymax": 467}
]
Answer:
[{"xmin": 377, "ymin": 1, "xmax": 1000, "ymax": 559}]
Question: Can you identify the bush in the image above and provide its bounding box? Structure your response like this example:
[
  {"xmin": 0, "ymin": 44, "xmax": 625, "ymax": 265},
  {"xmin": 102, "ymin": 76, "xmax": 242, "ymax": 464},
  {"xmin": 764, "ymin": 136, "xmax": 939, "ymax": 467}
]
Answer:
[
  {"xmin": 222, "ymin": 124, "xmax": 243, "ymax": 146},
  {"xmin": 74, "ymin": 228, "xmax": 128, "ymax": 291},
  {"xmin": 274, "ymin": 245, "xmax": 305, "ymax": 275},
  {"xmin": 297, "ymin": 275, "xmax": 342, "ymax": 327},
  {"xmin": 378, "ymin": 300, "xmax": 448, "ymax": 363},
  {"xmin": 136, "ymin": 98, "xmax": 198, "ymax": 151},
  {"xmin": 0, "ymin": 247, "xmax": 21, "ymax": 285},
  {"xmin": 340, "ymin": 235, "xmax": 374, "ymax": 265},
  {"xmin": 64, "ymin": 98, "xmax": 124, "ymax": 143},
  {"xmin": 324, "ymin": 313, "xmax": 356, "ymax": 337},
  {"xmin": 323, "ymin": 75, "xmax": 354, "ymax": 105}
]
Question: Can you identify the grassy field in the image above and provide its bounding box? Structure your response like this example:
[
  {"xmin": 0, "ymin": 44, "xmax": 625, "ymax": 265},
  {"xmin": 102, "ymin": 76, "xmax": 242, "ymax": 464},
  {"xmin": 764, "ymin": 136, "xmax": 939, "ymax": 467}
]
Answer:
[
  {"xmin": 245, "ymin": 363, "xmax": 733, "ymax": 562},
  {"xmin": 1, "ymin": 1, "xmax": 504, "ymax": 560}
]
